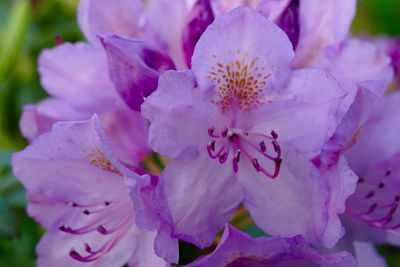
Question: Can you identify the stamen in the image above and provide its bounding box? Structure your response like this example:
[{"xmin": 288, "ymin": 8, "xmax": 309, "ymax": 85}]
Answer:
[
  {"xmin": 365, "ymin": 191, "xmax": 375, "ymax": 199},
  {"xmin": 205, "ymin": 127, "xmax": 282, "ymax": 178},
  {"xmin": 259, "ymin": 141, "xmax": 266, "ymax": 152},
  {"xmin": 271, "ymin": 130, "xmax": 278, "ymax": 139},
  {"xmin": 208, "ymin": 140, "xmax": 216, "ymax": 152},
  {"xmin": 219, "ymin": 151, "xmax": 228, "ymax": 164},
  {"xmin": 378, "ymin": 182, "xmax": 385, "ymax": 189},
  {"xmin": 83, "ymin": 209, "xmax": 90, "ymax": 215},
  {"xmin": 386, "ymin": 169, "xmax": 392, "ymax": 176},
  {"xmin": 252, "ymin": 159, "xmax": 260, "ymax": 171},
  {"xmin": 70, "ymin": 249, "xmax": 99, "ymax": 262},
  {"xmin": 233, "ymin": 150, "xmax": 241, "ymax": 173},
  {"xmin": 272, "ymin": 140, "xmax": 279, "ymax": 152},
  {"xmin": 97, "ymin": 225, "xmax": 107, "ymax": 234},
  {"xmin": 208, "ymin": 127, "xmax": 216, "ymax": 136},
  {"xmin": 221, "ymin": 127, "xmax": 229, "ymax": 138}
]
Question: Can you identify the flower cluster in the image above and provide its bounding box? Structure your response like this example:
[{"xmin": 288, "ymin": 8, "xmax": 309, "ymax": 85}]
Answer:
[{"xmin": 12, "ymin": 0, "xmax": 400, "ymax": 266}]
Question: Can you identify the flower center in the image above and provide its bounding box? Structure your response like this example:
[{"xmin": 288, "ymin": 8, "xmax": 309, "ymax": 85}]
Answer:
[
  {"xmin": 346, "ymin": 168, "xmax": 400, "ymax": 236},
  {"xmin": 57, "ymin": 197, "xmax": 134, "ymax": 263},
  {"xmin": 206, "ymin": 126, "xmax": 282, "ymax": 178},
  {"xmin": 208, "ymin": 50, "xmax": 271, "ymax": 113}
]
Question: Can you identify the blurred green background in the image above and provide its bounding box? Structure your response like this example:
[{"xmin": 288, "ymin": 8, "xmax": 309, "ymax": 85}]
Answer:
[{"xmin": 0, "ymin": 0, "xmax": 399, "ymax": 266}]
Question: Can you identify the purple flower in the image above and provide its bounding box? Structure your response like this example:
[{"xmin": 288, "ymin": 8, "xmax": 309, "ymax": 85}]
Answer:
[
  {"xmin": 315, "ymin": 81, "xmax": 400, "ymax": 266},
  {"xmin": 143, "ymin": 7, "xmax": 346, "ymax": 248},
  {"xmin": 20, "ymin": 42, "xmax": 150, "ymax": 165},
  {"xmin": 13, "ymin": 116, "xmax": 178, "ymax": 266},
  {"xmin": 258, "ymin": 0, "xmax": 393, "ymax": 117},
  {"xmin": 186, "ymin": 224, "xmax": 357, "ymax": 267}
]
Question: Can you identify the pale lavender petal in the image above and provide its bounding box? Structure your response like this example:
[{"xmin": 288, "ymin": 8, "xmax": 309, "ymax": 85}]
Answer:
[
  {"xmin": 147, "ymin": 0, "xmax": 189, "ymax": 69},
  {"xmin": 345, "ymin": 93, "xmax": 400, "ymax": 172},
  {"xmin": 187, "ymin": 225, "xmax": 357, "ymax": 266},
  {"xmin": 154, "ymin": 223, "xmax": 179, "ymax": 264},
  {"xmin": 12, "ymin": 116, "xmax": 131, "ymax": 227},
  {"xmin": 292, "ymin": 0, "xmax": 356, "ymax": 68},
  {"xmin": 20, "ymin": 99, "xmax": 150, "ymax": 165},
  {"xmin": 353, "ymin": 241, "xmax": 387, "ymax": 267},
  {"xmin": 251, "ymin": 69, "xmax": 345, "ymax": 152},
  {"xmin": 128, "ymin": 231, "xmax": 167, "ymax": 267},
  {"xmin": 19, "ymin": 104, "xmax": 56, "ymax": 143},
  {"xmin": 100, "ymin": 34, "xmax": 175, "ymax": 111},
  {"xmin": 256, "ymin": 0, "xmax": 292, "ymax": 21},
  {"xmin": 322, "ymin": 80, "xmax": 387, "ymax": 156},
  {"xmin": 100, "ymin": 105, "xmax": 150, "ymax": 165},
  {"xmin": 182, "ymin": 0, "xmax": 214, "ymax": 68},
  {"xmin": 210, "ymin": 0, "xmax": 260, "ymax": 16},
  {"xmin": 318, "ymin": 156, "xmax": 358, "ymax": 248},
  {"xmin": 238, "ymin": 148, "xmax": 329, "ymax": 246},
  {"xmin": 317, "ymin": 39, "xmax": 394, "ymax": 115},
  {"xmin": 155, "ymin": 149, "xmax": 243, "ymax": 248},
  {"xmin": 38, "ymin": 42, "xmax": 118, "ymax": 112},
  {"xmin": 77, "ymin": 0, "xmax": 146, "ymax": 45},
  {"xmin": 142, "ymin": 70, "xmax": 218, "ymax": 158},
  {"xmin": 191, "ymin": 7, "xmax": 294, "ymax": 93}
]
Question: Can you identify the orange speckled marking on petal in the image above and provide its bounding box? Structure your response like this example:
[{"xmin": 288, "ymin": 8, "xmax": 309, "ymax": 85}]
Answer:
[
  {"xmin": 208, "ymin": 51, "xmax": 271, "ymax": 113},
  {"xmin": 81, "ymin": 145, "xmax": 122, "ymax": 175},
  {"xmin": 343, "ymin": 126, "xmax": 363, "ymax": 152}
]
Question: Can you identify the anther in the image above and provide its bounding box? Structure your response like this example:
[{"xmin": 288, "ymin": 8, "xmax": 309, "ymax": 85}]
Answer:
[
  {"xmin": 385, "ymin": 169, "xmax": 392, "ymax": 176},
  {"xmin": 234, "ymin": 150, "xmax": 241, "ymax": 162},
  {"xmin": 70, "ymin": 249, "xmax": 81, "ymax": 259},
  {"xmin": 104, "ymin": 201, "xmax": 110, "ymax": 206},
  {"xmin": 259, "ymin": 141, "xmax": 266, "ymax": 152},
  {"xmin": 395, "ymin": 195, "xmax": 400, "ymax": 202},
  {"xmin": 71, "ymin": 202, "xmax": 78, "ymax": 207},
  {"xmin": 59, "ymin": 225, "xmax": 66, "ymax": 231},
  {"xmin": 272, "ymin": 140, "xmax": 279, "ymax": 152},
  {"xmin": 208, "ymin": 140, "xmax": 216, "ymax": 152},
  {"xmin": 97, "ymin": 225, "xmax": 107, "ymax": 234},
  {"xmin": 219, "ymin": 151, "xmax": 228, "ymax": 163},
  {"xmin": 368, "ymin": 203, "xmax": 378, "ymax": 214},
  {"xmin": 275, "ymin": 158, "xmax": 282, "ymax": 168},
  {"xmin": 378, "ymin": 182, "xmax": 385, "ymax": 189},
  {"xmin": 83, "ymin": 209, "xmax": 90, "ymax": 215},
  {"xmin": 357, "ymin": 177, "xmax": 364, "ymax": 183},
  {"xmin": 221, "ymin": 127, "xmax": 229, "ymax": 138},
  {"xmin": 271, "ymin": 130, "xmax": 278, "ymax": 139},
  {"xmin": 252, "ymin": 159, "xmax": 260, "ymax": 171},
  {"xmin": 84, "ymin": 243, "xmax": 92, "ymax": 253},
  {"xmin": 365, "ymin": 191, "xmax": 375, "ymax": 199},
  {"xmin": 208, "ymin": 127, "xmax": 216, "ymax": 136}
]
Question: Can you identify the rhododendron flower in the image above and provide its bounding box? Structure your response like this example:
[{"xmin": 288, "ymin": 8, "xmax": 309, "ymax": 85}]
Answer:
[
  {"xmin": 315, "ymin": 81, "xmax": 400, "ymax": 266},
  {"xmin": 20, "ymin": 43, "xmax": 150, "ymax": 165},
  {"xmin": 186, "ymin": 225, "xmax": 357, "ymax": 267},
  {"xmin": 143, "ymin": 7, "xmax": 347, "ymax": 248},
  {"xmin": 257, "ymin": 0, "xmax": 393, "ymax": 117},
  {"xmin": 12, "ymin": 116, "xmax": 177, "ymax": 266}
]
